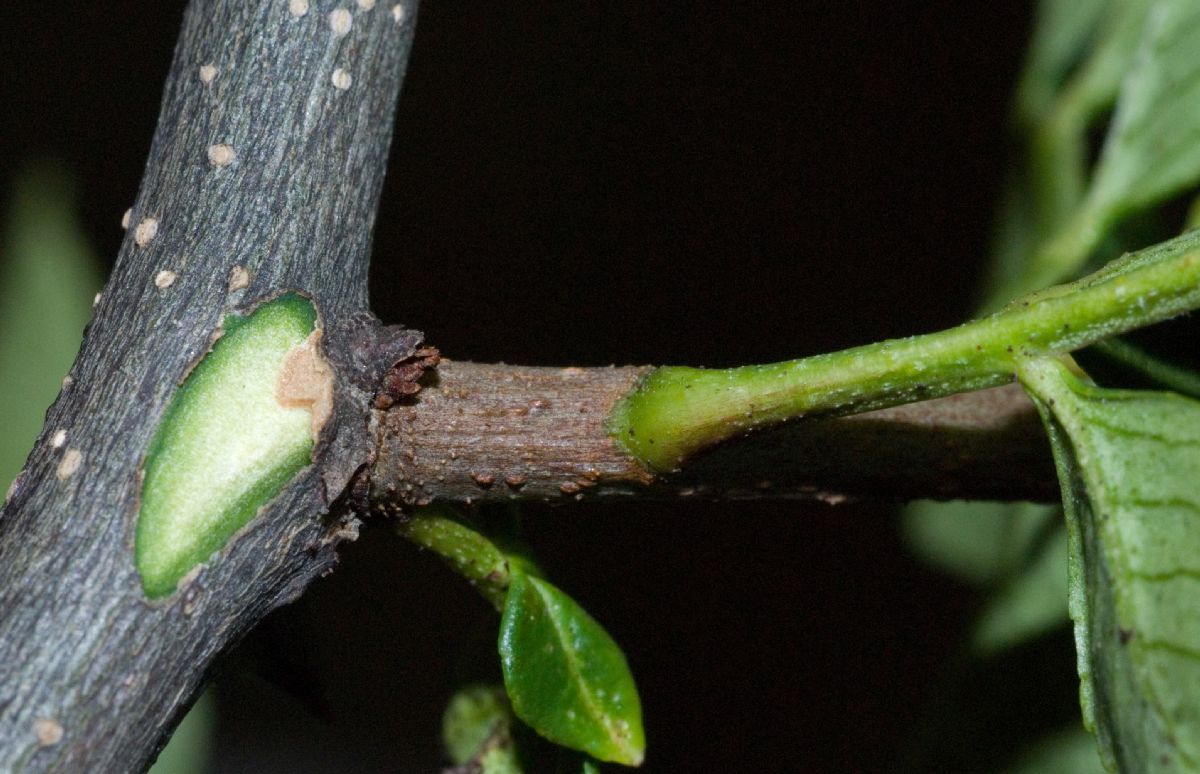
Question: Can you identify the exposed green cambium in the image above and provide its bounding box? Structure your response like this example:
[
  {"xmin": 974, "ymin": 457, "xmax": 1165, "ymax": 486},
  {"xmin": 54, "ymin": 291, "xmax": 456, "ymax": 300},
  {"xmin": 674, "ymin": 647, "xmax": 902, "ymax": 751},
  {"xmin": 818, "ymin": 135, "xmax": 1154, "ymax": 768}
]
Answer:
[
  {"xmin": 1020, "ymin": 358, "xmax": 1200, "ymax": 773},
  {"xmin": 136, "ymin": 294, "xmax": 319, "ymax": 598},
  {"xmin": 609, "ymin": 230, "xmax": 1200, "ymax": 472}
]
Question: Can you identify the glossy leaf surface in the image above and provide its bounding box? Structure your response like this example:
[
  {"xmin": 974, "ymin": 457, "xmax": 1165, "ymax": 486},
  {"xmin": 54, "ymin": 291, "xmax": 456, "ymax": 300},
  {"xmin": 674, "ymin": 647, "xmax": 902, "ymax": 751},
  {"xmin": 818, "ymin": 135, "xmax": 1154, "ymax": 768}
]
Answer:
[{"xmin": 499, "ymin": 571, "xmax": 644, "ymax": 766}]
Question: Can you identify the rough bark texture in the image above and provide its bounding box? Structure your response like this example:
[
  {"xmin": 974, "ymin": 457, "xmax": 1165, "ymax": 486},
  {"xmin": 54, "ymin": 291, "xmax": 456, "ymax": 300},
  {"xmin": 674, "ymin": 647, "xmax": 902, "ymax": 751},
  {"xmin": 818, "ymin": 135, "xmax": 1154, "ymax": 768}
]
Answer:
[
  {"xmin": 371, "ymin": 362, "xmax": 1056, "ymax": 506},
  {"xmin": 0, "ymin": 2, "xmax": 420, "ymax": 770}
]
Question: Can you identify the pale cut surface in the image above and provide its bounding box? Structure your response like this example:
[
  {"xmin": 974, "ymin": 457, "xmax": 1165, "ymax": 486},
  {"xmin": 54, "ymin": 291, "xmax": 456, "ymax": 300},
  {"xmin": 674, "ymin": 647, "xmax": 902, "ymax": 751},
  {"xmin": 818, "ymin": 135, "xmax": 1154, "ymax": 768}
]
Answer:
[{"xmin": 136, "ymin": 295, "xmax": 316, "ymax": 598}]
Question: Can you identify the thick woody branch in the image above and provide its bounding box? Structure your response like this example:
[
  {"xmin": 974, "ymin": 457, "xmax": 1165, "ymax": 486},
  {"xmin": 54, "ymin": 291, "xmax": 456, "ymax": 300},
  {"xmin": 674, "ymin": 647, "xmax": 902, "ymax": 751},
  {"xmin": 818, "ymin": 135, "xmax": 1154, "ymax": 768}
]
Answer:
[
  {"xmin": 369, "ymin": 361, "xmax": 1057, "ymax": 508},
  {"xmin": 0, "ymin": 2, "xmax": 420, "ymax": 770}
]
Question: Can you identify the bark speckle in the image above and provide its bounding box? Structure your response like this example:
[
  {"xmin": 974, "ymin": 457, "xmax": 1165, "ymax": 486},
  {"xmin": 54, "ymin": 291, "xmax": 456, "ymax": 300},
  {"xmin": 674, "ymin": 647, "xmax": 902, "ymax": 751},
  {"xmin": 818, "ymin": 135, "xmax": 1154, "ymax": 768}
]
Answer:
[
  {"xmin": 391, "ymin": 4, "xmax": 405, "ymax": 24},
  {"xmin": 134, "ymin": 218, "xmax": 158, "ymax": 247},
  {"xmin": 331, "ymin": 68, "xmax": 352, "ymax": 90},
  {"xmin": 329, "ymin": 8, "xmax": 352, "ymax": 36},
  {"xmin": 154, "ymin": 270, "xmax": 177, "ymax": 290},
  {"xmin": 56, "ymin": 449, "xmax": 82, "ymax": 481},
  {"xmin": 357, "ymin": 0, "xmax": 376, "ymax": 9},
  {"xmin": 50, "ymin": 430, "xmax": 67, "ymax": 449},
  {"xmin": 288, "ymin": 0, "xmax": 309, "ymax": 18},
  {"xmin": 207, "ymin": 144, "xmax": 236, "ymax": 167},
  {"xmin": 198, "ymin": 64, "xmax": 217, "ymax": 84},
  {"xmin": 32, "ymin": 718, "xmax": 63, "ymax": 747}
]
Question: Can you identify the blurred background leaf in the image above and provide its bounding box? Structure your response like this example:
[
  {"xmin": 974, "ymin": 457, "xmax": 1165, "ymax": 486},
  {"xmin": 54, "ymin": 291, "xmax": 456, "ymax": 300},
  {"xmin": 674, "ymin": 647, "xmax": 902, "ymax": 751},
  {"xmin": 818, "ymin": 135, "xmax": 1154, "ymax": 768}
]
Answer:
[
  {"xmin": 149, "ymin": 689, "xmax": 216, "ymax": 774},
  {"xmin": 1006, "ymin": 727, "xmax": 1107, "ymax": 773},
  {"xmin": 0, "ymin": 163, "xmax": 99, "ymax": 490}
]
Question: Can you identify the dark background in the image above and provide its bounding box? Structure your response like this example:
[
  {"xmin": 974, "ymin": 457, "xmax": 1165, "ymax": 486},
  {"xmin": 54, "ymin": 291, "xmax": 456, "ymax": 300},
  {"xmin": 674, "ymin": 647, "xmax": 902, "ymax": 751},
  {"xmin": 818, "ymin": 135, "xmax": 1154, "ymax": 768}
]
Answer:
[{"xmin": 1, "ymin": 2, "xmax": 1084, "ymax": 771}]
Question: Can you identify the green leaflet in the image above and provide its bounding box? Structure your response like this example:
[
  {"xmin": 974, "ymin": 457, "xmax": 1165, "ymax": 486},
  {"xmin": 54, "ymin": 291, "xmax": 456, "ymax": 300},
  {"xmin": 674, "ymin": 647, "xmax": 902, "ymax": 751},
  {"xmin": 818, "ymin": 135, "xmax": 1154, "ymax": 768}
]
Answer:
[
  {"xmin": 499, "ymin": 571, "xmax": 645, "ymax": 766},
  {"xmin": 136, "ymin": 294, "xmax": 319, "ymax": 598},
  {"xmin": 1020, "ymin": 358, "xmax": 1200, "ymax": 772}
]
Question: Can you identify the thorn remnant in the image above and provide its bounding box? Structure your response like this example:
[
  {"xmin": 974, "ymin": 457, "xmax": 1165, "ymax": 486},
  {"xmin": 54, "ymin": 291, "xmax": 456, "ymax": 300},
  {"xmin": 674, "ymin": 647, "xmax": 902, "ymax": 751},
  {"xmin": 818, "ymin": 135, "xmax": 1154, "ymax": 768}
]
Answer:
[
  {"xmin": 92, "ymin": 292, "xmax": 102, "ymax": 308},
  {"xmin": 121, "ymin": 208, "xmax": 132, "ymax": 229},
  {"xmin": 155, "ymin": 270, "xmax": 177, "ymax": 290},
  {"xmin": 373, "ymin": 346, "xmax": 441, "ymax": 409},
  {"xmin": 391, "ymin": 3, "xmax": 405, "ymax": 24},
  {"xmin": 56, "ymin": 449, "xmax": 82, "ymax": 481},
  {"xmin": 207, "ymin": 143, "xmax": 235, "ymax": 167},
  {"xmin": 50, "ymin": 430, "xmax": 67, "ymax": 449},
  {"xmin": 331, "ymin": 68, "xmax": 352, "ymax": 90},
  {"xmin": 134, "ymin": 218, "xmax": 158, "ymax": 247},
  {"xmin": 329, "ymin": 8, "xmax": 352, "ymax": 36}
]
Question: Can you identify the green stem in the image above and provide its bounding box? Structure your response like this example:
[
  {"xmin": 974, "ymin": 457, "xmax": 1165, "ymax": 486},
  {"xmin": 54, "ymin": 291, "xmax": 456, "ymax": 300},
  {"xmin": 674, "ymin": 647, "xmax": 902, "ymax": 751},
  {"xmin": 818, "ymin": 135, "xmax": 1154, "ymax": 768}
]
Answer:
[
  {"xmin": 608, "ymin": 231, "xmax": 1200, "ymax": 472},
  {"xmin": 397, "ymin": 505, "xmax": 512, "ymax": 611}
]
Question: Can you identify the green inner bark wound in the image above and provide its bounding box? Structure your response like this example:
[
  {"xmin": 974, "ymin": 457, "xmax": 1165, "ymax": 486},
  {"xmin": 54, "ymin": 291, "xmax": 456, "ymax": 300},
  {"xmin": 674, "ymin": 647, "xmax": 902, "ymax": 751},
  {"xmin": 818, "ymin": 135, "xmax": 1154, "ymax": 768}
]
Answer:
[{"xmin": 136, "ymin": 294, "xmax": 317, "ymax": 598}]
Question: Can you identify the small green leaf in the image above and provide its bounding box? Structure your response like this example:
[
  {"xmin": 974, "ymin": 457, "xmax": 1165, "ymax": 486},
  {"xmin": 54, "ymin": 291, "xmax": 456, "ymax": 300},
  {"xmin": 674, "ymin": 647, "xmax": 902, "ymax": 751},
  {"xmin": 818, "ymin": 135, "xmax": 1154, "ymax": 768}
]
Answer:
[
  {"xmin": 137, "ymin": 294, "xmax": 320, "ymax": 598},
  {"xmin": 443, "ymin": 685, "xmax": 522, "ymax": 773},
  {"xmin": 499, "ymin": 571, "xmax": 644, "ymax": 766},
  {"xmin": 1020, "ymin": 357, "xmax": 1200, "ymax": 772}
]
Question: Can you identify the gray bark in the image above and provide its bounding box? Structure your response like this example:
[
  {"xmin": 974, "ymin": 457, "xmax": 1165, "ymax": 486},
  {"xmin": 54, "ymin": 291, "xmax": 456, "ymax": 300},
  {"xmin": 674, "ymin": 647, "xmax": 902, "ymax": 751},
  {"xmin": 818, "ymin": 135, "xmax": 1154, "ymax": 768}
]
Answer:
[{"xmin": 0, "ymin": 1, "xmax": 420, "ymax": 770}]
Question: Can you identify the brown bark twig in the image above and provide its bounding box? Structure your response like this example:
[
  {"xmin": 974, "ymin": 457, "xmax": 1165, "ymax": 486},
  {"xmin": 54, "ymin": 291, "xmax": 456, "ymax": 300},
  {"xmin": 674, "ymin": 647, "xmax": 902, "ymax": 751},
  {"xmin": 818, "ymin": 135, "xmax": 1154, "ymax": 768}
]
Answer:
[{"xmin": 369, "ymin": 361, "xmax": 1056, "ymax": 508}]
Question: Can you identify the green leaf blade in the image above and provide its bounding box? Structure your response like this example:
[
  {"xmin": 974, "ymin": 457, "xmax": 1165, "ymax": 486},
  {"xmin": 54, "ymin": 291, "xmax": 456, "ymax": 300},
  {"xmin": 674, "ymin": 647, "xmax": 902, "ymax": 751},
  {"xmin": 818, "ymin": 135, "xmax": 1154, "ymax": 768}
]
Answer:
[
  {"xmin": 1021, "ymin": 358, "xmax": 1200, "ymax": 772},
  {"xmin": 499, "ymin": 572, "xmax": 644, "ymax": 766}
]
